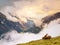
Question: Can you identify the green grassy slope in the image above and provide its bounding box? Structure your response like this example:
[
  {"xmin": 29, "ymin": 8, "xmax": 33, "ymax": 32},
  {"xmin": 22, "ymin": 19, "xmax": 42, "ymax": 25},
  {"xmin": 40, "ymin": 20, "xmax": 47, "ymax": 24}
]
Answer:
[{"xmin": 17, "ymin": 36, "xmax": 60, "ymax": 45}]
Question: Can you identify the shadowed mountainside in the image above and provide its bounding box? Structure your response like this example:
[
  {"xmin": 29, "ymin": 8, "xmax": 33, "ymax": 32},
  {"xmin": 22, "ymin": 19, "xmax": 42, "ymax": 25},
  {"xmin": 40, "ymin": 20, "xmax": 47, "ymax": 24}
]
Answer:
[
  {"xmin": 0, "ymin": 12, "xmax": 23, "ymax": 36},
  {"xmin": 0, "ymin": 12, "xmax": 60, "ymax": 36},
  {"xmin": 41, "ymin": 12, "xmax": 60, "ymax": 28},
  {"xmin": 0, "ymin": 12, "xmax": 41, "ymax": 37},
  {"xmin": 42, "ymin": 12, "xmax": 60, "ymax": 24}
]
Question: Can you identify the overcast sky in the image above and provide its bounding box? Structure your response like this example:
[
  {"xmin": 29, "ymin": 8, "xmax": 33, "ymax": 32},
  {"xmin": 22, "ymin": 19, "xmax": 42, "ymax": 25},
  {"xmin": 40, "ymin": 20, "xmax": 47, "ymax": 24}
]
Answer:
[{"xmin": 0, "ymin": 0, "xmax": 60, "ymax": 13}]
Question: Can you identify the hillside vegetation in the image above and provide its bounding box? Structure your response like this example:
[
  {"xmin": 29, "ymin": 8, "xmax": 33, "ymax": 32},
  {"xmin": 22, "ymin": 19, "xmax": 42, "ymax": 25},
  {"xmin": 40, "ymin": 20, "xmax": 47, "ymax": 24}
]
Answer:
[{"xmin": 17, "ymin": 36, "xmax": 60, "ymax": 45}]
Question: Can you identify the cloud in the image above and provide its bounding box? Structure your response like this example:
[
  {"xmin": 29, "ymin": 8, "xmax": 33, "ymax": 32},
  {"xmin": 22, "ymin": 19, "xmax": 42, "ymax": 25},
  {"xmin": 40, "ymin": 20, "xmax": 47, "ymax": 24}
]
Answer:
[
  {"xmin": 0, "ymin": 0, "xmax": 60, "ymax": 45},
  {"xmin": 0, "ymin": 12, "xmax": 60, "ymax": 45},
  {"xmin": 0, "ymin": 0, "xmax": 60, "ymax": 26},
  {"xmin": 0, "ymin": 18, "xmax": 60, "ymax": 45},
  {"xmin": 0, "ymin": 0, "xmax": 21, "ymax": 9}
]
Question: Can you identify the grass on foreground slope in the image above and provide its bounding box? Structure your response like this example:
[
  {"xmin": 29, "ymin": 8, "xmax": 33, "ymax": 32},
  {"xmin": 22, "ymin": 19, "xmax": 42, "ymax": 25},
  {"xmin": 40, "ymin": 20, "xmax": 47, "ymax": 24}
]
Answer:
[{"xmin": 17, "ymin": 36, "xmax": 60, "ymax": 45}]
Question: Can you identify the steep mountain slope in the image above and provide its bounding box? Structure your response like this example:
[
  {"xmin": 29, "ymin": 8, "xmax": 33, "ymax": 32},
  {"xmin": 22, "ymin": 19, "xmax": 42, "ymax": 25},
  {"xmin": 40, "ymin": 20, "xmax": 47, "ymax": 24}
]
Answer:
[
  {"xmin": 17, "ymin": 36, "xmax": 60, "ymax": 45},
  {"xmin": 0, "ymin": 12, "xmax": 41, "ymax": 37},
  {"xmin": 41, "ymin": 12, "xmax": 60, "ymax": 28},
  {"xmin": 0, "ymin": 12, "xmax": 60, "ymax": 36},
  {"xmin": 0, "ymin": 12, "xmax": 23, "ymax": 36}
]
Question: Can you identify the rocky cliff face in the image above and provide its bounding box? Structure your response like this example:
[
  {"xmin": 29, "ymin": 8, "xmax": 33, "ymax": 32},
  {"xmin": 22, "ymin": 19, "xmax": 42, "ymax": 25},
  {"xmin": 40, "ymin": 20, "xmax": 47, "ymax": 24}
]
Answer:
[
  {"xmin": 0, "ymin": 12, "xmax": 60, "ymax": 36},
  {"xmin": 41, "ymin": 12, "xmax": 60, "ymax": 29},
  {"xmin": 0, "ymin": 12, "xmax": 42, "ymax": 37},
  {"xmin": 0, "ymin": 12, "xmax": 23, "ymax": 36}
]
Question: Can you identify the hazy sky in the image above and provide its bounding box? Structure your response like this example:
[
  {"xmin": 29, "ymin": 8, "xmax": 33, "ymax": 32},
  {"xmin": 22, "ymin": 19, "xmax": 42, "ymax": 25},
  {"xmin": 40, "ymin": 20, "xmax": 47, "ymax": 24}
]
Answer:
[
  {"xmin": 0, "ymin": 0, "xmax": 60, "ymax": 26},
  {"xmin": 0, "ymin": 0, "xmax": 60, "ymax": 18},
  {"xmin": 0, "ymin": 0, "xmax": 60, "ymax": 14}
]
